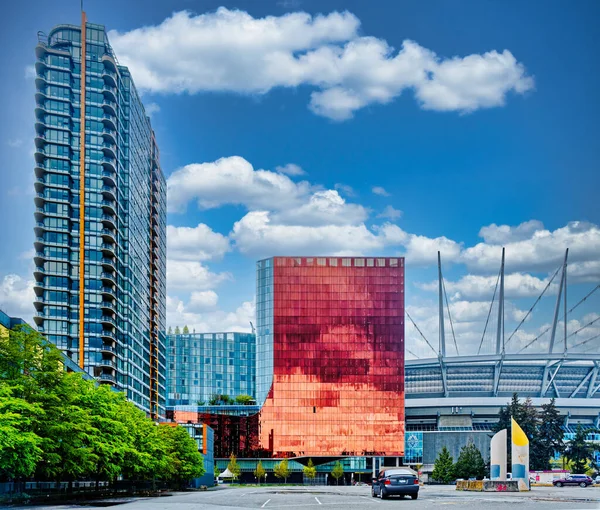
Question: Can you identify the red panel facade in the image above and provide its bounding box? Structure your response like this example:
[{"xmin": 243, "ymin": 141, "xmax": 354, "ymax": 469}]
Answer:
[{"xmin": 259, "ymin": 256, "xmax": 405, "ymax": 457}]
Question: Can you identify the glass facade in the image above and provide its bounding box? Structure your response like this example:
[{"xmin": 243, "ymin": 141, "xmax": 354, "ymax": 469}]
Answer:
[
  {"xmin": 167, "ymin": 332, "xmax": 256, "ymax": 406},
  {"xmin": 33, "ymin": 19, "xmax": 167, "ymax": 418},
  {"xmin": 256, "ymin": 256, "xmax": 405, "ymax": 457}
]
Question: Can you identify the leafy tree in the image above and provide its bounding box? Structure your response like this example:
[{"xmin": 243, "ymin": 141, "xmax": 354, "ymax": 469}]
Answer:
[
  {"xmin": 228, "ymin": 453, "xmax": 241, "ymax": 482},
  {"xmin": 454, "ymin": 442, "xmax": 485, "ymax": 480},
  {"xmin": 168, "ymin": 327, "xmax": 172, "ymax": 335},
  {"xmin": 197, "ymin": 400, "xmax": 206, "ymax": 406},
  {"xmin": 235, "ymin": 394, "xmax": 255, "ymax": 405},
  {"xmin": 254, "ymin": 460, "xmax": 266, "ymax": 485},
  {"xmin": 274, "ymin": 458, "xmax": 291, "ymax": 484},
  {"xmin": 564, "ymin": 426, "xmax": 599, "ymax": 474},
  {"xmin": 303, "ymin": 458, "xmax": 317, "ymax": 481},
  {"xmin": 183, "ymin": 325, "xmax": 189, "ymax": 334},
  {"xmin": 432, "ymin": 446, "xmax": 454, "ymax": 483},
  {"xmin": 175, "ymin": 326, "xmax": 181, "ymax": 335},
  {"xmin": 159, "ymin": 425, "xmax": 205, "ymax": 489},
  {"xmin": 331, "ymin": 461, "xmax": 344, "ymax": 485},
  {"xmin": 0, "ymin": 384, "xmax": 43, "ymax": 480},
  {"xmin": 537, "ymin": 398, "xmax": 564, "ymax": 470}
]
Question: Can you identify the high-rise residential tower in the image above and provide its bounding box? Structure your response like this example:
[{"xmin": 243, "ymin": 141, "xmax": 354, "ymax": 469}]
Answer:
[{"xmin": 33, "ymin": 13, "xmax": 167, "ymax": 419}]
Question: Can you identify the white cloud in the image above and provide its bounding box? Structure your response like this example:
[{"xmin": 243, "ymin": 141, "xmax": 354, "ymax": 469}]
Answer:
[
  {"xmin": 166, "ymin": 260, "xmax": 231, "ymax": 291},
  {"xmin": 0, "ymin": 274, "xmax": 34, "ymax": 323},
  {"xmin": 167, "ymin": 223, "xmax": 230, "ymax": 261},
  {"xmin": 273, "ymin": 189, "xmax": 368, "ymax": 226},
  {"xmin": 109, "ymin": 8, "xmax": 533, "ymax": 120},
  {"xmin": 334, "ymin": 183, "xmax": 355, "ymax": 197},
  {"xmin": 231, "ymin": 211, "xmax": 383, "ymax": 257},
  {"xmin": 276, "ymin": 163, "xmax": 305, "ymax": 176},
  {"xmin": 167, "ymin": 295, "xmax": 255, "ymax": 333},
  {"xmin": 187, "ymin": 290, "xmax": 219, "ymax": 311},
  {"xmin": 145, "ymin": 102, "xmax": 160, "ymax": 116},
  {"xmin": 377, "ymin": 205, "xmax": 402, "ymax": 220},
  {"xmin": 167, "ymin": 156, "xmax": 312, "ymax": 213},
  {"xmin": 479, "ymin": 220, "xmax": 545, "ymax": 245},
  {"xmin": 378, "ymin": 224, "xmax": 462, "ymax": 265},
  {"xmin": 372, "ymin": 186, "xmax": 390, "ymax": 197},
  {"xmin": 463, "ymin": 221, "xmax": 600, "ymax": 273},
  {"xmin": 417, "ymin": 272, "xmax": 559, "ymax": 300}
]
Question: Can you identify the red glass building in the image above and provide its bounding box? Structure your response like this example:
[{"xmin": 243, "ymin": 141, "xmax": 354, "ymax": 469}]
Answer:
[{"xmin": 256, "ymin": 256, "xmax": 405, "ymax": 457}]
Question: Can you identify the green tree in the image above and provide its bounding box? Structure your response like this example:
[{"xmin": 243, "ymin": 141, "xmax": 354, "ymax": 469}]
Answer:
[
  {"xmin": 537, "ymin": 398, "xmax": 564, "ymax": 470},
  {"xmin": 168, "ymin": 327, "xmax": 173, "ymax": 335},
  {"xmin": 454, "ymin": 442, "xmax": 485, "ymax": 480},
  {"xmin": 183, "ymin": 325, "xmax": 189, "ymax": 334},
  {"xmin": 0, "ymin": 384, "xmax": 43, "ymax": 480},
  {"xmin": 564, "ymin": 425, "xmax": 599, "ymax": 474},
  {"xmin": 228, "ymin": 453, "xmax": 241, "ymax": 482},
  {"xmin": 274, "ymin": 458, "xmax": 291, "ymax": 484},
  {"xmin": 331, "ymin": 461, "xmax": 344, "ymax": 485},
  {"xmin": 303, "ymin": 458, "xmax": 317, "ymax": 482},
  {"xmin": 432, "ymin": 446, "xmax": 455, "ymax": 483},
  {"xmin": 159, "ymin": 425, "xmax": 205, "ymax": 489},
  {"xmin": 175, "ymin": 326, "xmax": 181, "ymax": 335},
  {"xmin": 254, "ymin": 460, "xmax": 266, "ymax": 485},
  {"xmin": 235, "ymin": 394, "xmax": 255, "ymax": 405}
]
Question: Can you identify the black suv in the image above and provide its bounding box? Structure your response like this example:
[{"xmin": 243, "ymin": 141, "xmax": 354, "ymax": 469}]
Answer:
[{"xmin": 371, "ymin": 467, "xmax": 420, "ymax": 500}]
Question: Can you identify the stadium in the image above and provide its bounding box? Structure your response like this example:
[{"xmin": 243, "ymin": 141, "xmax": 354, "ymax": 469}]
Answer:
[{"xmin": 403, "ymin": 250, "xmax": 600, "ymax": 474}]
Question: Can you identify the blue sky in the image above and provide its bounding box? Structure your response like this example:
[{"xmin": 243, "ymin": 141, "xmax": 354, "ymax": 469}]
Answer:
[{"xmin": 0, "ymin": 0, "xmax": 598, "ymax": 357}]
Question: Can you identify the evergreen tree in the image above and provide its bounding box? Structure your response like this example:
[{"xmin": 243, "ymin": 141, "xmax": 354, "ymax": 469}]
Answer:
[
  {"xmin": 175, "ymin": 326, "xmax": 181, "ymax": 335},
  {"xmin": 432, "ymin": 446, "xmax": 455, "ymax": 483},
  {"xmin": 303, "ymin": 458, "xmax": 317, "ymax": 482},
  {"xmin": 537, "ymin": 398, "xmax": 564, "ymax": 470},
  {"xmin": 274, "ymin": 458, "xmax": 291, "ymax": 484},
  {"xmin": 183, "ymin": 325, "xmax": 189, "ymax": 334},
  {"xmin": 254, "ymin": 460, "xmax": 266, "ymax": 485},
  {"xmin": 331, "ymin": 461, "xmax": 344, "ymax": 485},
  {"xmin": 228, "ymin": 453, "xmax": 241, "ymax": 482},
  {"xmin": 167, "ymin": 327, "xmax": 172, "ymax": 335},
  {"xmin": 564, "ymin": 425, "xmax": 598, "ymax": 473},
  {"xmin": 454, "ymin": 442, "xmax": 486, "ymax": 480}
]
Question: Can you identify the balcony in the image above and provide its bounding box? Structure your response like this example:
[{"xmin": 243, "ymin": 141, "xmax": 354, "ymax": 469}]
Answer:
[
  {"xmin": 102, "ymin": 113, "xmax": 117, "ymax": 130},
  {"xmin": 102, "ymin": 84, "xmax": 117, "ymax": 101},
  {"xmin": 102, "ymin": 185, "xmax": 116, "ymax": 201},
  {"xmin": 98, "ymin": 373, "xmax": 116, "ymax": 383},
  {"xmin": 102, "ymin": 127, "xmax": 117, "ymax": 144},
  {"xmin": 101, "ymin": 228, "xmax": 116, "ymax": 243},
  {"xmin": 100, "ymin": 344, "xmax": 116, "ymax": 354},
  {"xmin": 101, "ymin": 257, "xmax": 116, "ymax": 269},
  {"xmin": 100, "ymin": 330, "xmax": 116, "ymax": 340},
  {"xmin": 102, "ymin": 68, "xmax": 117, "ymax": 86},
  {"xmin": 98, "ymin": 358, "xmax": 116, "ymax": 369},
  {"xmin": 102, "ymin": 99, "xmax": 117, "ymax": 116},
  {"xmin": 101, "ymin": 213, "xmax": 116, "ymax": 228},
  {"xmin": 101, "ymin": 271, "xmax": 116, "ymax": 283},
  {"xmin": 100, "ymin": 315, "xmax": 116, "ymax": 326},
  {"xmin": 100, "ymin": 242, "xmax": 115, "ymax": 254},
  {"xmin": 102, "ymin": 143, "xmax": 117, "ymax": 161},
  {"xmin": 101, "ymin": 200, "xmax": 116, "ymax": 214},
  {"xmin": 100, "ymin": 300, "xmax": 115, "ymax": 311},
  {"xmin": 100, "ymin": 286, "xmax": 116, "ymax": 297}
]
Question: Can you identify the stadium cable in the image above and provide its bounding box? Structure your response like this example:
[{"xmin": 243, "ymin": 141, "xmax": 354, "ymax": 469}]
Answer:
[
  {"xmin": 517, "ymin": 324, "xmax": 553, "ymax": 353},
  {"xmin": 505, "ymin": 264, "xmax": 562, "ymax": 349},
  {"xmin": 406, "ymin": 348, "xmax": 420, "ymax": 359},
  {"xmin": 478, "ymin": 268, "xmax": 501, "ymax": 355},
  {"xmin": 566, "ymin": 315, "xmax": 600, "ymax": 341},
  {"xmin": 570, "ymin": 333, "xmax": 600, "ymax": 351},
  {"xmin": 567, "ymin": 284, "xmax": 600, "ymax": 315},
  {"xmin": 405, "ymin": 310, "xmax": 437, "ymax": 356},
  {"xmin": 441, "ymin": 277, "xmax": 459, "ymax": 356}
]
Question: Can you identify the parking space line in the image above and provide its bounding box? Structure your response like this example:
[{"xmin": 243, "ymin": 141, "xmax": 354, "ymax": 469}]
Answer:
[
  {"xmin": 261, "ymin": 498, "xmax": 271, "ymax": 508},
  {"xmin": 314, "ymin": 496, "xmax": 322, "ymax": 504}
]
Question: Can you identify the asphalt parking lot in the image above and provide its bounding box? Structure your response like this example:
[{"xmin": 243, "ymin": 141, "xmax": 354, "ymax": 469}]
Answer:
[{"xmin": 12, "ymin": 484, "xmax": 600, "ymax": 510}]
